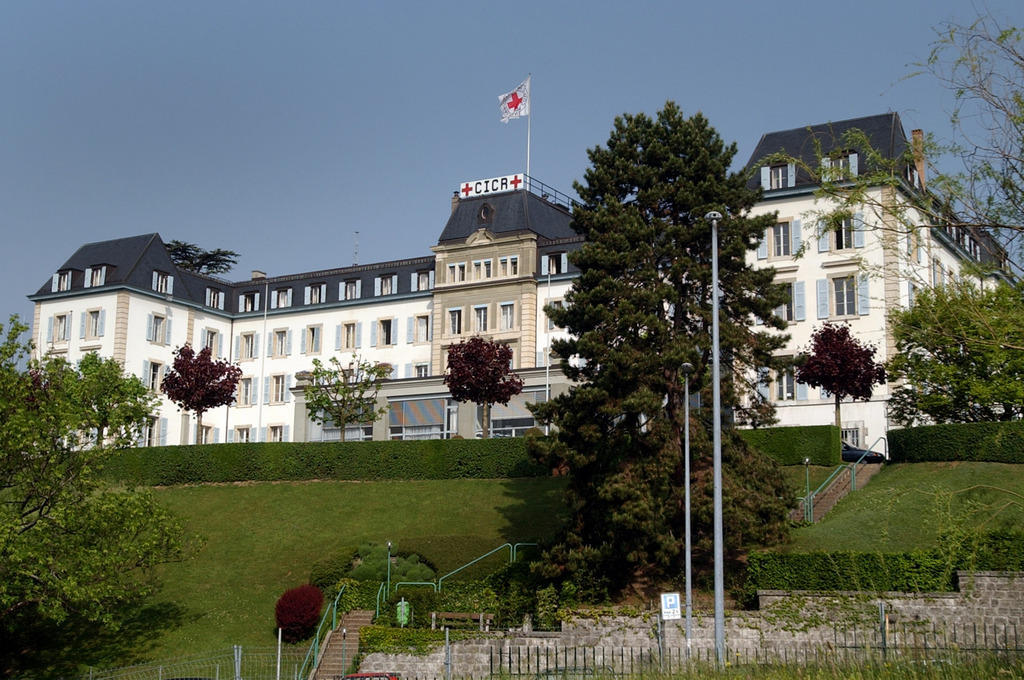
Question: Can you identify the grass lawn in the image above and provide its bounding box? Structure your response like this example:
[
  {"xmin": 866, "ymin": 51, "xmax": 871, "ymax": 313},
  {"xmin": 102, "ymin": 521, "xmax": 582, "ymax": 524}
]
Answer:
[
  {"xmin": 785, "ymin": 462, "xmax": 1024, "ymax": 552},
  {"xmin": 138, "ymin": 477, "xmax": 566, "ymax": 662}
]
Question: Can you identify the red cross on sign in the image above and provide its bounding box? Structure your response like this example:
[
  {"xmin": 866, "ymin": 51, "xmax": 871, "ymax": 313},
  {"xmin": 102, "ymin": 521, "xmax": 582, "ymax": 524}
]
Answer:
[
  {"xmin": 510, "ymin": 175, "xmax": 522, "ymax": 189},
  {"xmin": 456, "ymin": 174, "xmax": 525, "ymax": 198},
  {"xmin": 461, "ymin": 183, "xmax": 473, "ymax": 197},
  {"xmin": 506, "ymin": 91, "xmax": 523, "ymax": 111}
]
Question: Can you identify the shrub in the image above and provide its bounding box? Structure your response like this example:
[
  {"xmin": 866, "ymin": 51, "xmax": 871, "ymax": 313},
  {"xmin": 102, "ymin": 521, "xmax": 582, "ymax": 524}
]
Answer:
[
  {"xmin": 100, "ymin": 438, "xmax": 545, "ymax": 485},
  {"xmin": 275, "ymin": 584, "xmax": 324, "ymax": 643},
  {"xmin": 888, "ymin": 421, "xmax": 1024, "ymax": 463},
  {"xmin": 309, "ymin": 548, "xmax": 358, "ymax": 593},
  {"xmin": 739, "ymin": 425, "xmax": 841, "ymax": 466}
]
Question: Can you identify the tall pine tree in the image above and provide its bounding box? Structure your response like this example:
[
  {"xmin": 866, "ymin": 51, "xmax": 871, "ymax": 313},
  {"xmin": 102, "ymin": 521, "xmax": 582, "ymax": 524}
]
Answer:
[{"xmin": 531, "ymin": 103, "xmax": 792, "ymax": 595}]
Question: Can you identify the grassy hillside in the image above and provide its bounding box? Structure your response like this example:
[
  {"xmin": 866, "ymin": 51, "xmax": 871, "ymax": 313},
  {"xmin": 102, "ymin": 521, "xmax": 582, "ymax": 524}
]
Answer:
[
  {"xmin": 138, "ymin": 477, "xmax": 566, "ymax": 662},
  {"xmin": 786, "ymin": 462, "xmax": 1024, "ymax": 552}
]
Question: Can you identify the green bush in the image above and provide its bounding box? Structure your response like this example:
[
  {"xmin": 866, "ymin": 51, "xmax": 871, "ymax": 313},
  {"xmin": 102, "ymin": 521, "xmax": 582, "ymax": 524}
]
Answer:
[
  {"xmin": 739, "ymin": 425, "xmax": 841, "ymax": 466},
  {"xmin": 888, "ymin": 421, "xmax": 1024, "ymax": 463},
  {"xmin": 100, "ymin": 438, "xmax": 546, "ymax": 485},
  {"xmin": 744, "ymin": 531, "xmax": 1024, "ymax": 604}
]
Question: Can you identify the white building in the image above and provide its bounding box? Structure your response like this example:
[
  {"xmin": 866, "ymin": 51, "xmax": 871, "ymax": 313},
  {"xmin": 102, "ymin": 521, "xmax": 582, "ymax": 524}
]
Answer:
[
  {"xmin": 744, "ymin": 113, "xmax": 1010, "ymax": 450},
  {"xmin": 29, "ymin": 115, "xmax": 1011, "ymax": 448}
]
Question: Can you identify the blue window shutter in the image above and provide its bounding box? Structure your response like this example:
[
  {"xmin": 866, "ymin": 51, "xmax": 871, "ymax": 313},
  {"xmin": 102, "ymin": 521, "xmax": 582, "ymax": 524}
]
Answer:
[
  {"xmin": 853, "ymin": 212, "xmax": 865, "ymax": 248},
  {"xmin": 84, "ymin": 267, "xmax": 93, "ymax": 288},
  {"xmin": 355, "ymin": 280, "xmax": 362, "ymax": 298},
  {"xmin": 319, "ymin": 284, "xmax": 326, "ymax": 301},
  {"xmin": 428, "ymin": 316, "xmax": 433, "ymax": 341},
  {"xmin": 252, "ymin": 333, "xmax": 258, "ymax": 356},
  {"xmin": 849, "ymin": 152, "xmax": 858, "ymax": 176},
  {"xmin": 266, "ymin": 333, "xmax": 272, "ymax": 357},
  {"xmin": 159, "ymin": 418, "xmax": 168, "ymax": 446},
  {"xmin": 796, "ymin": 381, "xmax": 808, "ymax": 401},
  {"xmin": 143, "ymin": 360, "xmax": 150, "ymax": 385},
  {"xmin": 147, "ymin": 314, "xmax": 154, "ymax": 342},
  {"xmin": 165, "ymin": 318, "xmax": 172, "ymax": 344},
  {"xmin": 283, "ymin": 425, "xmax": 290, "ymax": 442},
  {"xmin": 286, "ymin": 330, "xmax": 292, "ymax": 355},
  {"xmin": 263, "ymin": 376, "xmax": 270, "ymax": 405},
  {"xmin": 793, "ymin": 281, "xmax": 806, "ymax": 321},
  {"xmin": 238, "ymin": 295, "xmax": 244, "ymax": 312},
  {"xmin": 227, "ymin": 429, "xmax": 234, "ymax": 443},
  {"xmin": 218, "ymin": 293, "xmax": 224, "ymax": 310},
  {"xmin": 263, "ymin": 427, "xmax": 269, "ymax": 443},
  {"xmin": 300, "ymin": 329, "xmax": 306, "ymax": 354},
  {"xmin": 217, "ymin": 332, "xmax": 223, "ymax": 357},
  {"xmin": 560, "ymin": 253, "xmax": 568, "ymax": 273},
  {"xmin": 80, "ymin": 313, "xmax": 86, "ymax": 339},
  {"xmin": 98, "ymin": 310, "xmax": 106, "ymax": 336},
  {"xmin": 286, "ymin": 374, "xmax": 293, "ymax": 402},
  {"xmin": 792, "ymin": 219, "xmax": 802, "ymax": 253},
  {"xmin": 370, "ymin": 322, "xmax": 378, "ymax": 347},
  {"xmin": 536, "ymin": 351, "xmax": 544, "ymax": 366},
  {"xmin": 152, "ymin": 271, "xmax": 159, "ymax": 290},
  {"xmin": 410, "ymin": 272, "xmax": 417, "ymax": 291},
  {"xmin": 816, "ymin": 279, "xmax": 829, "ymax": 319},
  {"xmin": 390, "ymin": 365, "xmax": 397, "ymax": 379},
  {"xmin": 234, "ymin": 336, "xmax": 240, "ymax": 360},
  {"xmin": 51, "ymin": 274, "xmax": 59, "ymax": 292},
  {"xmin": 407, "ymin": 317, "xmax": 414, "ymax": 343},
  {"xmin": 167, "ymin": 276, "xmax": 174, "ymax": 295},
  {"xmin": 391, "ymin": 275, "xmax": 398, "ymax": 294},
  {"xmin": 817, "ymin": 223, "xmax": 830, "ymax": 252},
  {"xmin": 757, "ymin": 231, "xmax": 768, "ymax": 259},
  {"xmin": 270, "ymin": 292, "xmax": 277, "ymax": 309},
  {"xmin": 254, "ymin": 292, "xmax": 260, "ymax": 310},
  {"xmin": 374, "ymin": 278, "xmax": 381, "ymax": 296},
  {"xmin": 405, "ymin": 363, "xmax": 412, "ymax": 378},
  {"xmin": 756, "ymin": 368, "xmax": 770, "ymax": 399},
  {"xmin": 787, "ymin": 163, "xmax": 796, "ymax": 188},
  {"xmin": 760, "ymin": 166, "xmax": 770, "ymax": 190},
  {"xmin": 858, "ymin": 274, "xmax": 871, "ymax": 315},
  {"xmin": 355, "ymin": 322, "xmax": 362, "ymax": 348},
  {"xmin": 429, "ymin": 270, "xmax": 435, "ymax": 288},
  {"xmin": 540, "ymin": 255, "xmax": 549, "ymax": 276},
  {"xmin": 392, "ymin": 317, "xmax": 398, "ymax": 344},
  {"xmin": 304, "ymin": 286, "xmax": 311, "ymax": 305},
  {"xmin": 213, "ymin": 427, "xmax": 220, "ymax": 444},
  {"xmin": 335, "ymin": 324, "xmax": 342, "ymax": 351}
]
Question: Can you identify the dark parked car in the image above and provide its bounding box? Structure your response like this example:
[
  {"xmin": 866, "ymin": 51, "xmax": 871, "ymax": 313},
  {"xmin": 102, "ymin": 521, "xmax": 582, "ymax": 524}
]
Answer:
[{"xmin": 841, "ymin": 441, "xmax": 885, "ymax": 464}]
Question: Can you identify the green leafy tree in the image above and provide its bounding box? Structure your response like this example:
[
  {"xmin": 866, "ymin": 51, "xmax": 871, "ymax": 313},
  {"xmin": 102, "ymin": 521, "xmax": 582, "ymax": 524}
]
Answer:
[
  {"xmin": 303, "ymin": 354, "xmax": 391, "ymax": 441},
  {"xmin": 530, "ymin": 103, "xmax": 792, "ymax": 594},
  {"xmin": 887, "ymin": 280, "xmax": 1024, "ymax": 425},
  {"xmin": 165, "ymin": 240, "xmax": 240, "ymax": 275},
  {"xmin": 0, "ymin": 317, "xmax": 186, "ymax": 674},
  {"xmin": 444, "ymin": 336, "xmax": 523, "ymax": 438},
  {"xmin": 161, "ymin": 344, "xmax": 242, "ymax": 444},
  {"xmin": 796, "ymin": 323, "xmax": 886, "ymax": 429}
]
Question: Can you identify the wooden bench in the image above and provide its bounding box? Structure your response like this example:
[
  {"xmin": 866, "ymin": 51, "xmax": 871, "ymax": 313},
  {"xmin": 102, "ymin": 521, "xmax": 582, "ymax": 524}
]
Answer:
[{"xmin": 430, "ymin": 611, "xmax": 495, "ymax": 631}]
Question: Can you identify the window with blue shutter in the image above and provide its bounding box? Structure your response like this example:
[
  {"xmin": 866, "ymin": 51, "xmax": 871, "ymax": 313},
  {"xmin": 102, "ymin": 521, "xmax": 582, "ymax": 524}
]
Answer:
[
  {"xmin": 80, "ymin": 314, "xmax": 87, "ymax": 339},
  {"xmin": 335, "ymin": 324, "xmax": 342, "ymax": 351},
  {"xmin": 98, "ymin": 310, "xmax": 106, "ymax": 336},
  {"xmin": 818, "ymin": 223, "xmax": 830, "ymax": 252},
  {"xmin": 355, "ymin": 322, "xmax": 362, "ymax": 348},
  {"xmin": 407, "ymin": 317, "xmax": 414, "ymax": 344},
  {"xmin": 84, "ymin": 267, "xmax": 93, "ymax": 288},
  {"xmin": 853, "ymin": 212, "xmax": 865, "ymax": 248},
  {"xmin": 793, "ymin": 281, "xmax": 806, "ymax": 321},
  {"xmin": 757, "ymin": 231, "xmax": 768, "ymax": 260},
  {"xmin": 858, "ymin": 274, "xmax": 870, "ymax": 315},
  {"xmin": 370, "ymin": 322, "xmax": 378, "ymax": 347},
  {"xmin": 791, "ymin": 219, "xmax": 802, "ymax": 254},
  {"xmin": 787, "ymin": 163, "xmax": 796, "ymax": 188},
  {"xmin": 760, "ymin": 166, "xmax": 770, "ymax": 190},
  {"xmin": 374, "ymin": 278, "xmax": 381, "ymax": 296},
  {"xmin": 283, "ymin": 425, "xmax": 290, "ymax": 442},
  {"xmin": 264, "ymin": 376, "xmax": 271, "ymax": 405},
  {"xmin": 796, "ymin": 381, "xmax": 808, "ymax": 401},
  {"xmin": 159, "ymin": 418, "xmax": 168, "ymax": 446}
]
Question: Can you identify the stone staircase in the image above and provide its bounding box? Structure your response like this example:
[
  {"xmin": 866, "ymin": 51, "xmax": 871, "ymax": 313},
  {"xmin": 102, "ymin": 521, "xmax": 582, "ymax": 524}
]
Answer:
[
  {"xmin": 314, "ymin": 609, "xmax": 375, "ymax": 680},
  {"xmin": 794, "ymin": 460, "xmax": 885, "ymax": 523}
]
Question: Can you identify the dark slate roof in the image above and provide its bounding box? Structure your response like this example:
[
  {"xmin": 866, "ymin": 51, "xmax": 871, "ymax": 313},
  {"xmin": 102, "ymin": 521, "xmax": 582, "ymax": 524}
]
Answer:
[
  {"xmin": 438, "ymin": 189, "xmax": 575, "ymax": 243},
  {"xmin": 744, "ymin": 112, "xmax": 911, "ymax": 191},
  {"xmin": 32, "ymin": 233, "xmax": 179, "ymax": 297}
]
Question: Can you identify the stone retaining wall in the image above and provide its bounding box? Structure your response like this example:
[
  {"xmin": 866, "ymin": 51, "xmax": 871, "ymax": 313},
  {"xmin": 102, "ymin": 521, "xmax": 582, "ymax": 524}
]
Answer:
[{"xmin": 357, "ymin": 571, "xmax": 1024, "ymax": 678}]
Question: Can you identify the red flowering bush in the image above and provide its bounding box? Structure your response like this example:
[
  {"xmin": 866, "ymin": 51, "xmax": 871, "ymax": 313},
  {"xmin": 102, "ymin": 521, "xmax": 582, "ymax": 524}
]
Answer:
[{"xmin": 275, "ymin": 584, "xmax": 323, "ymax": 642}]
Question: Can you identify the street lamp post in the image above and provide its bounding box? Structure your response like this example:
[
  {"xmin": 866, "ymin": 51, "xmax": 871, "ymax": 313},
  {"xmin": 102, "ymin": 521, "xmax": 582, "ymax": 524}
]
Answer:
[
  {"xmin": 681, "ymin": 361, "xmax": 694, "ymax": 657},
  {"xmin": 386, "ymin": 541, "xmax": 392, "ymax": 596},
  {"xmin": 705, "ymin": 210, "xmax": 725, "ymax": 664}
]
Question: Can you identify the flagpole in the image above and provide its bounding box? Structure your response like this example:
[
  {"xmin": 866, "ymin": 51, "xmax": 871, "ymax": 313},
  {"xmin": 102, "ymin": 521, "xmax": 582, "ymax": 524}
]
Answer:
[{"xmin": 526, "ymin": 74, "xmax": 532, "ymax": 191}]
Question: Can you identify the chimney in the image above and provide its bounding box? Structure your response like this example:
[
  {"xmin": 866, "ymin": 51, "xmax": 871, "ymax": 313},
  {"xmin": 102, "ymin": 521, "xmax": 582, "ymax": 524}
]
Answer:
[
  {"xmin": 252, "ymin": 270, "xmax": 266, "ymax": 280},
  {"xmin": 451, "ymin": 191, "xmax": 461, "ymax": 215},
  {"xmin": 911, "ymin": 129, "xmax": 927, "ymax": 192}
]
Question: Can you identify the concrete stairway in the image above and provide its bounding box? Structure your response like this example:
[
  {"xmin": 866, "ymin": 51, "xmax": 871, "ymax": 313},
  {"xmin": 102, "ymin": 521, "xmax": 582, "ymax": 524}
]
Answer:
[
  {"xmin": 315, "ymin": 609, "xmax": 375, "ymax": 680},
  {"xmin": 794, "ymin": 461, "xmax": 885, "ymax": 523}
]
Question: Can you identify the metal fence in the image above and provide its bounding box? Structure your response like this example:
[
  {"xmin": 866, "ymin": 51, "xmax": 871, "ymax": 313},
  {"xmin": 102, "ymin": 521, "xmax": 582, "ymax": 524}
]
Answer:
[{"xmin": 80, "ymin": 645, "xmax": 307, "ymax": 680}]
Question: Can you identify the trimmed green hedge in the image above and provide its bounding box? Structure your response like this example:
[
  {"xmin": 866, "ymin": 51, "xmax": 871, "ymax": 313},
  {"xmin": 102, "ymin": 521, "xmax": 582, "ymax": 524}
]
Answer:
[
  {"xmin": 889, "ymin": 421, "xmax": 1024, "ymax": 463},
  {"xmin": 740, "ymin": 425, "xmax": 841, "ymax": 466},
  {"xmin": 745, "ymin": 530, "xmax": 1024, "ymax": 602},
  {"xmin": 101, "ymin": 438, "xmax": 545, "ymax": 485}
]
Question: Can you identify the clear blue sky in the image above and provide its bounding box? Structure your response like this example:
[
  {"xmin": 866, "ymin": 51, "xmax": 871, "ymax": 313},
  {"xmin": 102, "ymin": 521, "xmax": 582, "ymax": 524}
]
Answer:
[{"xmin": 2, "ymin": 0, "xmax": 1020, "ymax": 328}]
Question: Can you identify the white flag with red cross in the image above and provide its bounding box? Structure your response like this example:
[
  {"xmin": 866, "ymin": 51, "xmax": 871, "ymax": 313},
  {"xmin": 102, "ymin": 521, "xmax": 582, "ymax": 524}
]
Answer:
[{"xmin": 498, "ymin": 76, "xmax": 530, "ymax": 123}]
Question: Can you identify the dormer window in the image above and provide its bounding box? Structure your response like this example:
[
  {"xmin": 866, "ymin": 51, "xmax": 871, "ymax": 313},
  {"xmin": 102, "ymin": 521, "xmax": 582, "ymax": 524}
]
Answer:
[
  {"xmin": 375, "ymin": 274, "xmax": 398, "ymax": 296},
  {"xmin": 152, "ymin": 271, "xmax": 173, "ymax": 295},
  {"xmin": 273, "ymin": 288, "xmax": 293, "ymax": 309},
  {"xmin": 770, "ymin": 164, "xmax": 788, "ymax": 189},
  {"xmin": 206, "ymin": 288, "xmax": 225, "ymax": 309},
  {"xmin": 84, "ymin": 266, "xmax": 107, "ymax": 288},
  {"xmin": 305, "ymin": 283, "xmax": 326, "ymax": 305},
  {"xmin": 51, "ymin": 271, "xmax": 71, "ymax": 292},
  {"xmin": 342, "ymin": 279, "xmax": 361, "ymax": 300},
  {"xmin": 823, "ymin": 152, "xmax": 859, "ymax": 179},
  {"xmin": 239, "ymin": 291, "xmax": 260, "ymax": 312},
  {"xmin": 761, "ymin": 163, "xmax": 796, "ymax": 191}
]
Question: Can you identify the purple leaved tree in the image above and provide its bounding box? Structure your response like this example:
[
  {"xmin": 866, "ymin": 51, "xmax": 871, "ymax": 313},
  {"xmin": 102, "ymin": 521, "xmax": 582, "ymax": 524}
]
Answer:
[
  {"xmin": 443, "ymin": 336, "xmax": 523, "ymax": 438},
  {"xmin": 796, "ymin": 323, "xmax": 886, "ymax": 428},
  {"xmin": 161, "ymin": 344, "xmax": 242, "ymax": 444}
]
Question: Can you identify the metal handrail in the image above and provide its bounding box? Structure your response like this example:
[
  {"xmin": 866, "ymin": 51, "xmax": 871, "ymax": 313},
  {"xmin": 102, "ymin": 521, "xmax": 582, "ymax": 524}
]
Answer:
[
  {"xmin": 437, "ymin": 543, "xmax": 512, "ymax": 590},
  {"xmin": 298, "ymin": 583, "xmax": 347, "ymax": 680},
  {"xmin": 851, "ymin": 436, "xmax": 888, "ymax": 490},
  {"xmin": 395, "ymin": 580, "xmax": 439, "ymax": 594}
]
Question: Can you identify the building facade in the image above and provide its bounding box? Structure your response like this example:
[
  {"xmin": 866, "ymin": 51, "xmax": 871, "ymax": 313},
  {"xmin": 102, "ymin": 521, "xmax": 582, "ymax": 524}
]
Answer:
[{"xmin": 28, "ymin": 116, "xmax": 1011, "ymax": 448}]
